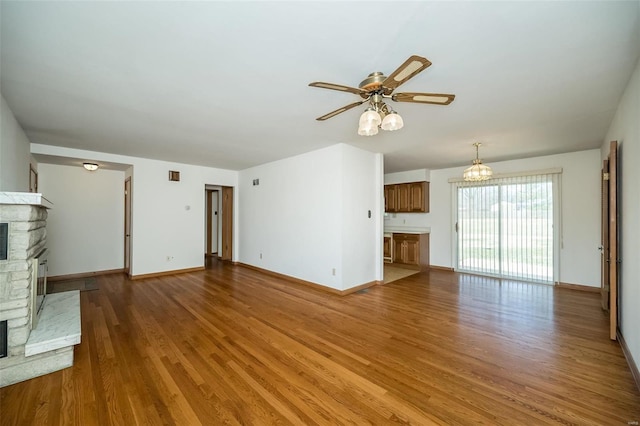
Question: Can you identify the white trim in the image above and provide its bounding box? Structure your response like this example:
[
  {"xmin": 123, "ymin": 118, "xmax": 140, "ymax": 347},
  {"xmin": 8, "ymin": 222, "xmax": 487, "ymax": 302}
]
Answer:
[{"xmin": 448, "ymin": 167, "xmax": 563, "ymax": 183}]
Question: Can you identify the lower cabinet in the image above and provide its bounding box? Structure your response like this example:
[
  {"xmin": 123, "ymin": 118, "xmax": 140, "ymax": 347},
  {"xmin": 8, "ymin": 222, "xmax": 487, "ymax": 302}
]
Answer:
[
  {"xmin": 383, "ymin": 234, "xmax": 393, "ymax": 263},
  {"xmin": 391, "ymin": 233, "xmax": 429, "ymax": 271}
]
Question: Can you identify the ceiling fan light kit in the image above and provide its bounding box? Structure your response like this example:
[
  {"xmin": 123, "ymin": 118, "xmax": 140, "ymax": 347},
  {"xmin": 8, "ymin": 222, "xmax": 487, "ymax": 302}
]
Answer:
[
  {"xmin": 463, "ymin": 143, "xmax": 493, "ymax": 181},
  {"xmin": 309, "ymin": 55, "xmax": 455, "ymax": 136}
]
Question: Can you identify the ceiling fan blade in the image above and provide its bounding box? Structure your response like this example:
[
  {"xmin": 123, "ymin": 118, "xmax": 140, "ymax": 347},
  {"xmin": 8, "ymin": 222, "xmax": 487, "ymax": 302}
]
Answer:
[
  {"xmin": 392, "ymin": 92, "xmax": 455, "ymax": 105},
  {"xmin": 315, "ymin": 100, "xmax": 367, "ymax": 121},
  {"xmin": 381, "ymin": 55, "xmax": 432, "ymax": 95},
  {"xmin": 309, "ymin": 81, "xmax": 368, "ymax": 97}
]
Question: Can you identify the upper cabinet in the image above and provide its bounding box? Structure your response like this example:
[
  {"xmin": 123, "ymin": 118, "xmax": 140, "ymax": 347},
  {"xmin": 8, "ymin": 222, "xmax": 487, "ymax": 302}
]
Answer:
[
  {"xmin": 384, "ymin": 184, "xmax": 396, "ymax": 213},
  {"xmin": 384, "ymin": 181, "xmax": 429, "ymax": 213}
]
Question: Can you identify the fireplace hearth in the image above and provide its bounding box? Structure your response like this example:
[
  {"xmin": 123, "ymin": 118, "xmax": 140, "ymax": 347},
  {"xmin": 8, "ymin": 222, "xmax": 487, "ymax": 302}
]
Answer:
[{"xmin": 0, "ymin": 192, "xmax": 81, "ymax": 387}]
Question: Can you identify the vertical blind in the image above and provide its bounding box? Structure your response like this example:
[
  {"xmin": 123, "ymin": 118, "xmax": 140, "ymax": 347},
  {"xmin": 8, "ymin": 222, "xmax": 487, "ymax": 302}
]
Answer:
[{"xmin": 454, "ymin": 171, "xmax": 560, "ymax": 283}]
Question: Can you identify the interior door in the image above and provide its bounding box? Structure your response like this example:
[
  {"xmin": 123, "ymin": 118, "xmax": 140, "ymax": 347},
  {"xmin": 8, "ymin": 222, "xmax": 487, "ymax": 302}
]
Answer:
[
  {"xmin": 124, "ymin": 178, "xmax": 132, "ymax": 276},
  {"xmin": 608, "ymin": 141, "xmax": 619, "ymax": 341}
]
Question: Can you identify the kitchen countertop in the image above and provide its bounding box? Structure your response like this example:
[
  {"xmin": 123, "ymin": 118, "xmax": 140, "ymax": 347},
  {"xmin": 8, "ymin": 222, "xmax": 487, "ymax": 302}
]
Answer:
[{"xmin": 384, "ymin": 226, "xmax": 430, "ymax": 234}]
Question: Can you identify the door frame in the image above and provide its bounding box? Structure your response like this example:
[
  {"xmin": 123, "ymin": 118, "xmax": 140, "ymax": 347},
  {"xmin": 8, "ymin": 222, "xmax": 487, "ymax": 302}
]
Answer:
[
  {"xmin": 124, "ymin": 177, "xmax": 132, "ymax": 277},
  {"xmin": 601, "ymin": 159, "xmax": 610, "ymax": 311},
  {"xmin": 607, "ymin": 140, "xmax": 619, "ymax": 340},
  {"xmin": 204, "ymin": 185, "xmax": 233, "ymax": 262},
  {"xmin": 221, "ymin": 186, "xmax": 233, "ymax": 261}
]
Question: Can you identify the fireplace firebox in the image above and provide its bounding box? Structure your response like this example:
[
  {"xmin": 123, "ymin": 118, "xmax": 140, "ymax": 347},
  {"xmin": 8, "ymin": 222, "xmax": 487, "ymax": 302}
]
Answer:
[{"xmin": 30, "ymin": 248, "xmax": 48, "ymax": 330}]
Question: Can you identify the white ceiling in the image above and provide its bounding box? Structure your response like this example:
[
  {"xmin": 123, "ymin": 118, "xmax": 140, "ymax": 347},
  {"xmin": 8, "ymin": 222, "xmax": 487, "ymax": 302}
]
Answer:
[{"xmin": 2, "ymin": 1, "xmax": 639, "ymax": 173}]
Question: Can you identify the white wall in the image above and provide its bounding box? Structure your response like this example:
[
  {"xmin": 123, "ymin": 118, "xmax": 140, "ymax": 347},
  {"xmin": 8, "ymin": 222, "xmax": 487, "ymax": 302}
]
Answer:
[
  {"xmin": 38, "ymin": 164, "xmax": 124, "ymax": 276},
  {"xmin": 239, "ymin": 143, "xmax": 382, "ymax": 291},
  {"xmin": 387, "ymin": 150, "xmax": 602, "ymax": 287},
  {"xmin": 110, "ymin": 158, "xmax": 238, "ymax": 276},
  {"xmin": 0, "ymin": 95, "xmax": 31, "ymax": 191},
  {"xmin": 602, "ymin": 57, "xmax": 640, "ymax": 372},
  {"xmin": 384, "ymin": 169, "xmax": 430, "ymax": 185},
  {"xmin": 31, "ymin": 144, "xmax": 238, "ymax": 277},
  {"xmin": 341, "ymin": 144, "xmax": 383, "ymax": 289}
]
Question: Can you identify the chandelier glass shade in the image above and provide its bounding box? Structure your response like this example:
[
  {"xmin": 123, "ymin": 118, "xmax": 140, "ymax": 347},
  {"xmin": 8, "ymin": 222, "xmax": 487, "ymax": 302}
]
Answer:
[{"xmin": 463, "ymin": 143, "xmax": 492, "ymax": 181}]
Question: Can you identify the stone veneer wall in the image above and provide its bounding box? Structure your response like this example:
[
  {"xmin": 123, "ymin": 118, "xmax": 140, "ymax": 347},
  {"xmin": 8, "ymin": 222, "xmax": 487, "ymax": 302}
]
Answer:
[{"xmin": 0, "ymin": 205, "xmax": 47, "ymax": 359}]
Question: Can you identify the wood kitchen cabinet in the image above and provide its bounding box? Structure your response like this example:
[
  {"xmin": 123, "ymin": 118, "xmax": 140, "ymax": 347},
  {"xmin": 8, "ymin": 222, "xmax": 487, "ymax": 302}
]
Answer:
[
  {"xmin": 396, "ymin": 184, "xmax": 410, "ymax": 212},
  {"xmin": 408, "ymin": 182, "xmax": 427, "ymax": 212},
  {"xmin": 384, "ymin": 185, "xmax": 397, "ymax": 213},
  {"xmin": 383, "ymin": 234, "xmax": 393, "ymax": 263},
  {"xmin": 392, "ymin": 233, "xmax": 429, "ymax": 271},
  {"xmin": 384, "ymin": 181, "xmax": 429, "ymax": 213}
]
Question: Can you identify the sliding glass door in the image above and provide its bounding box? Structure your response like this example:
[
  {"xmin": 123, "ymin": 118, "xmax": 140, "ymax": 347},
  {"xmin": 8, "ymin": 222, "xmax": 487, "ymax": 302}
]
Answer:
[{"xmin": 455, "ymin": 172, "xmax": 558, "ymax": 283}]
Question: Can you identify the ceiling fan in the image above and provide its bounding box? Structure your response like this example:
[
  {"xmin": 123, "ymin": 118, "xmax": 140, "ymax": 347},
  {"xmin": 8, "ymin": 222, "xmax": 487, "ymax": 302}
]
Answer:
[{"xmin": 309, "ymin": 55, "xmax": 455, "ymax": 135}]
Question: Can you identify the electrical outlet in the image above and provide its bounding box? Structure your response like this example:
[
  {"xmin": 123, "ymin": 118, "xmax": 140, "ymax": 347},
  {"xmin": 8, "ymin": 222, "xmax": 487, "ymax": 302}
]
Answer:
[
  {"xmin": 332, "ymin": 268, "xmax": 336, "ymax": 276},
  {"xmin": 260, "ymin": 253, "xmax": 263, "ymax": 259}
]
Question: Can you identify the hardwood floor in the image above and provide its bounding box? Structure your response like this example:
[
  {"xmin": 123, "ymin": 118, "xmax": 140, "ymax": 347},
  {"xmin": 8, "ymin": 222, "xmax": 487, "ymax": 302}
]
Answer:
[{"xmin": 1, "ymin": 262, "xmax": 639, "ymax": 425}]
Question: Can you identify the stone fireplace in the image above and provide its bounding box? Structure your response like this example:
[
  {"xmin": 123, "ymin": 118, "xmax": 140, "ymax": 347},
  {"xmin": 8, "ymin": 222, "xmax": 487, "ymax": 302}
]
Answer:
[{"xmin": 0, "ymin": 192, "xmax": 81, "ymax": 387}]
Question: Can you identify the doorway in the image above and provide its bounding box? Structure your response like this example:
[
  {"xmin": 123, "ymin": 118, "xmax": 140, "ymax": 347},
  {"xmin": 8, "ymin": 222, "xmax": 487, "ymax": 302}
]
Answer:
[{"xmin": 205, "ymin": 185, "xmax": 233, "ymax": 261}]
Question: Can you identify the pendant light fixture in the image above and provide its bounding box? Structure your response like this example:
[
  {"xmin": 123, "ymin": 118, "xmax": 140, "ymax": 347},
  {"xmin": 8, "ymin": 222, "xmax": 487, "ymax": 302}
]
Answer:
[{"xmin": 463, "ymin": 143, "xmax": 493, "ymax": 181}]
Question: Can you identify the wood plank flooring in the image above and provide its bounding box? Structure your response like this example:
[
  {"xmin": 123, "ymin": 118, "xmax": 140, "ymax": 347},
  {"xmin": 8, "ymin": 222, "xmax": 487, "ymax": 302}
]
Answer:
[{"xmin": 2, "ymin": 260, "xmax": 639, "ymax": 425}]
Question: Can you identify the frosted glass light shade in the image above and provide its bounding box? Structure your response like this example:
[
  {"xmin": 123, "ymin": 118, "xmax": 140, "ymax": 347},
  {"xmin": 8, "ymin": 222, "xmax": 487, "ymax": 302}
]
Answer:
[
  {"xmin": 358, "ymin": 122, "xmax": 379, "ymax": 136},
  {"xmin": 463, "ymin": 161, "xmax": 493, "ymax": 181},
  {"xmin": 359, "ymin": 109, "xmax": 381, "ymax": 127},
  {"xmin": 381, "ymin": 112, "xmax": 404, "ymax": 131},
  {"xmin": 83, "ymin": 163, "xmax": 99, "ymax": 171}
]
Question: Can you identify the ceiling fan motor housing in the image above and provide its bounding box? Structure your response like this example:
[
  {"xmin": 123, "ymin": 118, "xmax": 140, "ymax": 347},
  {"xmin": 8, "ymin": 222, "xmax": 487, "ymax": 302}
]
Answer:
[{"xmin": 359, "ymin": 72, "xmax": 387, "ymax": 92}]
